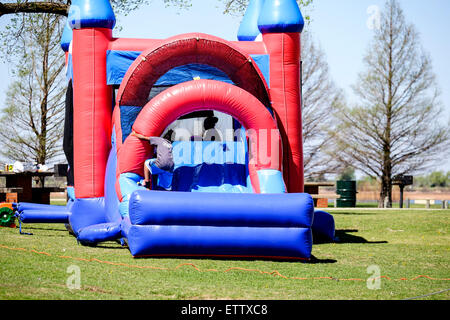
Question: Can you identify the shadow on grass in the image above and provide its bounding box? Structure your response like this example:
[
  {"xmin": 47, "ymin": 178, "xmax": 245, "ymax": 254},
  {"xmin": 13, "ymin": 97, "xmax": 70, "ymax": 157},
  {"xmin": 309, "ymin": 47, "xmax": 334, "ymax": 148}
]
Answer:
[
  {"xmin": 328, "ymin": 211, "xmax": 380, "ymax": 215},
  {"xmin": 334, "ymin": 229, "xmax": 388, "ymax": 244},
  {"xmin": 133, "ymin": 254, "xmax": 337, "ymax": 264},
  {"xmin": 18, "ymin": 225, "xmax": 67, "ymax": 233},
  {"xmin": 77, "ymin": 239, "xmax": 128, "ymax": 250},
  {"xmin": 92, "ymin": 243, "xmax": 128, "ymax": 250},
  {"xmin": 305, "ymin": 256, "xmax": 337, "ymax": 264},
  {"xmin": 313, "ymin": 229, "xmax": 388, "ymax": 245}
]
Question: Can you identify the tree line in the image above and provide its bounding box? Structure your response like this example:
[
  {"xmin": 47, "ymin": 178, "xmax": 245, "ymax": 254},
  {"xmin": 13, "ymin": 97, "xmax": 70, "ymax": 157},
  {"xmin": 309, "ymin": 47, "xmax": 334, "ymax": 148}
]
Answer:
[
  {"xmin": 0, "ymin": 0, "xmax": 448, "ymax": 208},
  {"xmin": 414, "ymin": 171, "xmax": 450, "ymax": 189},
  {"xmin": 341, "ymin": 170, "xmax": 450, "ymax": 190}
]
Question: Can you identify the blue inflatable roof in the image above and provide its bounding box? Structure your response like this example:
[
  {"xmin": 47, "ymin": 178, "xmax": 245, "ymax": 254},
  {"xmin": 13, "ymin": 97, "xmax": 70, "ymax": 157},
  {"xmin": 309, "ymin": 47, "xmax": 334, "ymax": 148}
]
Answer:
[
  {"xmin": 258, "ymin": 0, "xmax": 305, "ymax": 34},
  {"xmin": 105, "ymin": 50, "xmax": 270, "ymax": 87},
  {"xmin": 237, "ymin": 0, "xmax": 265, "ymax": 41},
  {"xmin": 107, "ymin": 51, "xmax": 233, "ymax": 85},
  {"xmin": 68, "ymin": 0, "xmax": 116, "ymax": 30}
]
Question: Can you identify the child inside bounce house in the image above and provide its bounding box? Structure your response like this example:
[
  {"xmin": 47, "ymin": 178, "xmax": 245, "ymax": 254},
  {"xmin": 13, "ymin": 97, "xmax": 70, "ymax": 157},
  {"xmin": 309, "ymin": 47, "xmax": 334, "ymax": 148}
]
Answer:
[{"xmin": 131, "ymin": 131, "xmax": 175, "ymax": 191}]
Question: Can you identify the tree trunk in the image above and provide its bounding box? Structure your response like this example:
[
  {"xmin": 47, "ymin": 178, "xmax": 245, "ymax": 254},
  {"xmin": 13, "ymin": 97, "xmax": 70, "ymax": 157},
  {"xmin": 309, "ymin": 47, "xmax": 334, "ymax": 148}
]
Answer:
[
  {"xmin": 379, "ymin": 4, "xmax": 394, "ymax": 209},
  {"xmin": 379, "ymin": 174, "xmax": 393, "ymax": 208},
  {"xmin": 379, "ymin": 134, "xmax": 393, "ymax": 207}
]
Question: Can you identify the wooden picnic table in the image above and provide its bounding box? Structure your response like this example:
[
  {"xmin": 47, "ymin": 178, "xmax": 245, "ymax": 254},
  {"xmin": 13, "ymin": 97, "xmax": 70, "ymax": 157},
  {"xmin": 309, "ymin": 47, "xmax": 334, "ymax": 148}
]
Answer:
[
  {"xmin": 304, "ymin": 182, "xmax": 335, "ymax": 195},
  {"xmin": 0, "ymin": 171, "xmax": 65, "ymax": 204},
  {"xmin": 304, "ymin": 182, "xmax": 339, "ymax": 208}
]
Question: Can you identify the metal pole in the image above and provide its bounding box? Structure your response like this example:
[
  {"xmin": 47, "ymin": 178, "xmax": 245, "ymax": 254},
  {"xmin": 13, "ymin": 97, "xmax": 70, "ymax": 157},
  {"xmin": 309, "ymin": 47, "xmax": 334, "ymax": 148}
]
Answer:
[{"xmin": 399, "ymin": 185, "xmax": 404, "ymax": 209}]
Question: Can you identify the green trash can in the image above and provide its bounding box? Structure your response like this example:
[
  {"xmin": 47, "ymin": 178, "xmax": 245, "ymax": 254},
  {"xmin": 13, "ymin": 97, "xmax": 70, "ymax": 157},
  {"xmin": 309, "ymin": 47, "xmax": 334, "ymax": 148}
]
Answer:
[{"xmin": 336, "ymin": 181, "xmax": 357, "ymax": 208}]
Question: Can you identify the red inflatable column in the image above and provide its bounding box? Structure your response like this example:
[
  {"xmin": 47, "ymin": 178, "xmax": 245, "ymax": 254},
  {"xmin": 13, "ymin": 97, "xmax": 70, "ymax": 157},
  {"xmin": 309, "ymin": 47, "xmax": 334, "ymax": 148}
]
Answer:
[
  {"xmin": 263, "ymin": 32, "xmax": 304, "ymax": 193},
  {"xmin": 72, "ymin": 28, "xmax": 112, "ymax": 198}
]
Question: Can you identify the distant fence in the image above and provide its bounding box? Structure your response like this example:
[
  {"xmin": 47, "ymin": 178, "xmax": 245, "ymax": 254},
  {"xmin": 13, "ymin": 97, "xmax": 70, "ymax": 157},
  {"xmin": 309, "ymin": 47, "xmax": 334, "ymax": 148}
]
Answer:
[{"xmin": 357, "ymin": 190, "xmax": 450, "ymax": 202}]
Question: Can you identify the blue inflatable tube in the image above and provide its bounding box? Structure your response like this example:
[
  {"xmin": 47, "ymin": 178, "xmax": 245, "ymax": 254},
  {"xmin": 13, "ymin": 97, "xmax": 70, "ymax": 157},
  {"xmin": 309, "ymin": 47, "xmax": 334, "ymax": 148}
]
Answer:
[
  {"xmin": 77, "ymin": 222, "xmax": 122, "ymax": 244},
  {"xmin": 16, "ymin": 202, "xmax": 69, "ymax": 213},
  {"xmin": 312, "ymin": 210, "xmax": 335, "ymax": 242},
  {"xmin": 127, "ymin": 225, "xmax": 312, "ymax": 259},
  {"xmin": 18, "ymin": 210, "xmax": 70, "ymax": 223},
  {"xmin": 126, "ymin": 190, "xmax": 314, "ymax": 259},
  {"xmin": 121, "ymin": 216, "xmax": 132, "ymax": 238},
  {"xmin": 129, "ymin": 191, "xmax": 314, "ymax": 228}
]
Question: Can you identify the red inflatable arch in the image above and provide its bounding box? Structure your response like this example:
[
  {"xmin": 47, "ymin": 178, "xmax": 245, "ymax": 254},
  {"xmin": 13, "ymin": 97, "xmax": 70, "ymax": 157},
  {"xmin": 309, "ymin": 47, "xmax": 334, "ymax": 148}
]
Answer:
[
  {"xmin": 116, "ymin": 80, "xmax": 282, "ymax": 196},
  {"xmin": 116, "ymin": 33, "xmax": 271, "ymax": 110}
]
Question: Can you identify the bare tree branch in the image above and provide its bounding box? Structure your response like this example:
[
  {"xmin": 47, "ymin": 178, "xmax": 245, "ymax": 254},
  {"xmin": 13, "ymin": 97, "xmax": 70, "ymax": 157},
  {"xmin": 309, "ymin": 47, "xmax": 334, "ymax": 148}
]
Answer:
[{"xmin": 0, "ymin": 1, "xmax": 69, "ymax": 17}]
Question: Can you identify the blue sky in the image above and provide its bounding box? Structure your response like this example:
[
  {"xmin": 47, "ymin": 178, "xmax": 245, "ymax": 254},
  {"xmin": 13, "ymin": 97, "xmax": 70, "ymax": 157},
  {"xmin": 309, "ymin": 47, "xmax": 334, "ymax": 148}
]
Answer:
[
  {"xmin": 115, "ymin": 0, "xmax": 450, "ymax": 119},
  {"xmin": 0, "ymin": 0, "xmax": 448, "ymax": 170},
  {"xmin": 308, "ymin": 0, "xmax": 450, "ymax": 112}
]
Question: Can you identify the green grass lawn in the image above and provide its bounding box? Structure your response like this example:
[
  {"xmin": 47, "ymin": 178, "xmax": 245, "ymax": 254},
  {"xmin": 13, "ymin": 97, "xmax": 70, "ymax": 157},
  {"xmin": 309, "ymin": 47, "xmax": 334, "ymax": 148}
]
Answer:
[{"xmin": 0, "ymin": 207, "xmax": 449, "ymax": 300}]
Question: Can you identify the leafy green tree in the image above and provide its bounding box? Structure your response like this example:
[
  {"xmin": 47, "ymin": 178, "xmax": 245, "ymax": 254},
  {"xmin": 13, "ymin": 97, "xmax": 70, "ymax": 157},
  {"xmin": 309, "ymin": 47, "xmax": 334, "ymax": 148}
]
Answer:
[
  {"xmin": 338, "ymin": 167, "xmax": 356, "ymax": 181},
  {"xmin": 428, "ymin": 171, "xmax": 448, "ymax": 188},
  {"xmin": 413, "ymin": 171, "xmax": 450, "ymax": 189}
]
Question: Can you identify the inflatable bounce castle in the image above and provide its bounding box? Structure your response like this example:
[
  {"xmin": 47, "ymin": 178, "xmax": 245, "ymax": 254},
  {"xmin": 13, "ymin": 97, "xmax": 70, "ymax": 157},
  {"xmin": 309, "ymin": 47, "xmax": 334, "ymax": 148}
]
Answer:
[{"xmin": 14, "ymin": 0, "xmax": 335, "ymax": 260}]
